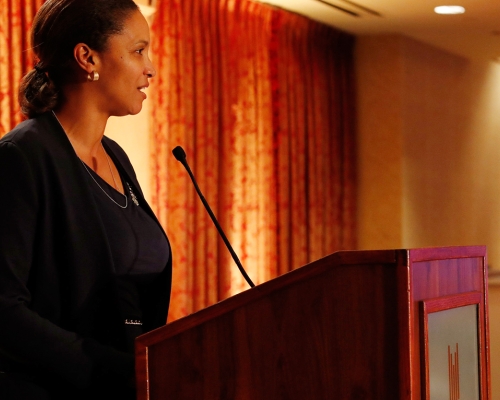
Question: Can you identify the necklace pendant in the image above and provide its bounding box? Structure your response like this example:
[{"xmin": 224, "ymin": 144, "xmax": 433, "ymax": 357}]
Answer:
[{"xmin": 127, "ymin": 183, "xmax": 139, "ymax": 206}]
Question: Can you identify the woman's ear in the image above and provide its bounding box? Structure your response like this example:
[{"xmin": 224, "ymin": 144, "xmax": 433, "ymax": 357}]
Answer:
[{"xmin": 73, "ymin": 43, "xmax": 99, "ymax": 76}]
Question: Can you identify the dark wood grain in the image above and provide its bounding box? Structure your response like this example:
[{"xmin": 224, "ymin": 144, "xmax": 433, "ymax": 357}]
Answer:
[{"xmin": 135, "ymin": 245, "xmax": 490, "ymax": 400}]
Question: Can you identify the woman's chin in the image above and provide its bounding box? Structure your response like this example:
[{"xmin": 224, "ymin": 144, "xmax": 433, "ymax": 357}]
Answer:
[
  {"xmin": 113, "ymin": 105, "xmax": 143, "ymax": 117},
  {"xmin": 129, "ymin": 102, "xmax": 144, "ymax": 116},
  {"xmin": 128, "ymin": 108, "xmax": 142, "ymax": 116}
]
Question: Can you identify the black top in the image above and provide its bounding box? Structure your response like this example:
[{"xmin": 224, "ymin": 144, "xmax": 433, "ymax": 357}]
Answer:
[{"xmin": 82, "ymin": 159, "xmax": 170, "ymax": 352}]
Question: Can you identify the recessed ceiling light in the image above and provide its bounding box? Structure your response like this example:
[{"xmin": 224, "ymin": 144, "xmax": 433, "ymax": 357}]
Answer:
[{"xmin": 434, "ymin": 5, "xmax": 466, "ymax": 15}]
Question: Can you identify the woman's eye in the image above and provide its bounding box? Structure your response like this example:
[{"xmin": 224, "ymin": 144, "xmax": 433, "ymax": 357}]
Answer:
[{"xmin": 136, "ymin": 48, "xmax": 144, "ymax": 55}]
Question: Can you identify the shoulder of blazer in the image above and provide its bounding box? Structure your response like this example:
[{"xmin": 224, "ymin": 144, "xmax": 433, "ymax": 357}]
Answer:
[{"xmin": 0, "ymin": 112, "xmax": 76, "ymax": 161}]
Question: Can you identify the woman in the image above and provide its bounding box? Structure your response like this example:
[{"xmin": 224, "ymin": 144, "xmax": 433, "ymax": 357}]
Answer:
[{"xmin": 0, "ymin": 0, "xmax": 171, "ymax": 398}]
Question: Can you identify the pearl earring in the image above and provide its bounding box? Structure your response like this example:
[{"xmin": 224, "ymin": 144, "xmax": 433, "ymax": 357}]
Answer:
[{"xmin": 87, "ymin": 71, "xmax": 99, "ymax": 82}]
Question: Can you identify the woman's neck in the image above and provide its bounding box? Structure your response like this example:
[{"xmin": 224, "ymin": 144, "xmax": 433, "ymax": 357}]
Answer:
[{"xmin": 53, "ymin": 101, "xmax": 108, "ymax": 159}]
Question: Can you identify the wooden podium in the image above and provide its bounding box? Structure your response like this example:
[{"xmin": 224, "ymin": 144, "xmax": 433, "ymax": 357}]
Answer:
[{"xmin": 135, "ymin": 246, "xmax": 490, "ymax": 399}]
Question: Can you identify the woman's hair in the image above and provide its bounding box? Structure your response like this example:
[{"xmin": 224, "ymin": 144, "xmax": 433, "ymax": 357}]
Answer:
[{"xmin": 19, "ymin": 0, "xmax": 139, "ymax": 118}]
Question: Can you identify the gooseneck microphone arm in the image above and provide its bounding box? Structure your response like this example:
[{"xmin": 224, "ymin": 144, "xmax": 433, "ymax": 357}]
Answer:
[{"xmin": 172, "ymin": 146, "xmax": 255, "ymax": 288}]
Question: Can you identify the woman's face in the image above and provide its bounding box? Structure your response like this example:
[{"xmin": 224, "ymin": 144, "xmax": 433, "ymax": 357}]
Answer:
[{"xmin": 95, "ymin": 10, "xmax": 156, "ymax": 116}]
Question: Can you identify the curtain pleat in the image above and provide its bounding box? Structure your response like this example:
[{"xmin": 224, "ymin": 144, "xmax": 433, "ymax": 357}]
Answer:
[{"xmin": 151, "ymin": 0, "xmax": 356, "ymax": 322}]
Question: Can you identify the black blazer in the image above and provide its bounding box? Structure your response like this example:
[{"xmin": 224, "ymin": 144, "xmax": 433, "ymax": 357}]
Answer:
[{"xmin": 0, "ymin": 112, "xmax": 172, "ymax": 392}]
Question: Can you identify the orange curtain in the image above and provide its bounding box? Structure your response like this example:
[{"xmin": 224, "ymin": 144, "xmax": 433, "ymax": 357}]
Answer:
[
  {"xmin": 273, "ymin": 12, "xmax": 357, "ymax": 275},
  {"xmin": 150, "ymin": 0, "xmax": 356, "ymax": 321},
  {"xmin": 0, "ymin": 0, "xmax": 43, "ymax": 136}
]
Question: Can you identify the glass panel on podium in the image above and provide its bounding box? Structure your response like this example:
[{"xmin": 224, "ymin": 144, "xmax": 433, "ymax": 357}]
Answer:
[{"xmin": 421, "ymin": 292, "xmax": 484, "ymax": 400}]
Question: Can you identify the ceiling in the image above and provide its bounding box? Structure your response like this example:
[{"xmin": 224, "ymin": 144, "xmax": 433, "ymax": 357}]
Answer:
[{"xmin": 256, "ymin": 0, "xmax": 500, "ymax": 62}]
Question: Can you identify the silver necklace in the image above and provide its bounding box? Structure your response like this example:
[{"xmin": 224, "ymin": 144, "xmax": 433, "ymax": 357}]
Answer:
[
  {"xmin": 80, "ymin": 156, "xmax": 128, "ymax": 209},
  {"xmin": 100, "ymin": 143, "xmax": 140, "ymax": 207},
  {"xmin": 52, "ymin": 110, "xmax": 128, "ymax": 209},
  {"xmin": 103, "ymin": 144, "xmax": 120, "ymax": 192}
]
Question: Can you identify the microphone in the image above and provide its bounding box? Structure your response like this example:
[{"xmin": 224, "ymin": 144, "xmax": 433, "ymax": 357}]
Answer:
[{"xmin": 172, "ymin": 146, "xmax": 255, "ymax": 288}]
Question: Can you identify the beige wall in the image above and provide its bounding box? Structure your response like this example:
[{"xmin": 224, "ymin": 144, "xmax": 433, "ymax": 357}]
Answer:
[
  {"xmin": 357, "ymin": 34, "xmax": 500, "ymax": 264},
  {"xmin": 356, "ymin": 34, "xmax": 500, "ymax": 399},
  {"xmin": 356, "ymin": 36, "xmax": 405, "ymax": 249}
]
